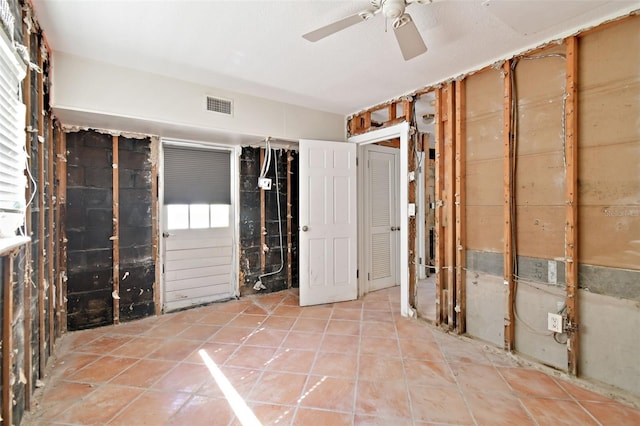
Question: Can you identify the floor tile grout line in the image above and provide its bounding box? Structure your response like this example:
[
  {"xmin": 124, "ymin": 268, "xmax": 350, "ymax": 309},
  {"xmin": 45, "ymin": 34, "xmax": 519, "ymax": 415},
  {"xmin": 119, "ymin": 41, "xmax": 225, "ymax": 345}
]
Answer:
[{"xmin": 548, "ymin": 376, "xmax": 605, "ymax": 426}]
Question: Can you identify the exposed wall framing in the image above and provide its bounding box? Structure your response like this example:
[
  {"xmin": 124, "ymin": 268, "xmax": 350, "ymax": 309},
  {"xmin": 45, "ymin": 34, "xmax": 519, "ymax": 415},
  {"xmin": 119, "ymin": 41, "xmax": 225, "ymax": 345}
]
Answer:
[
  {"xmin": 502, "ymin": 60, "xmax": 515, "ymax": 351},
  {"xmin": 454, "ymin": 79, "xmax": 466, "ymax": 334},
  {"xmin": 564, "ymin": 36, "xmax": 579, "ymax": 376}
]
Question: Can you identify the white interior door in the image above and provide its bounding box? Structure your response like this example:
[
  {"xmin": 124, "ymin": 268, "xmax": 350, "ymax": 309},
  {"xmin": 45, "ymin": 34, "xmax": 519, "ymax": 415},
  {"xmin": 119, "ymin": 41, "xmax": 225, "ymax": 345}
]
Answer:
[
  {"xmin": 162, "ymin": 143, "xmax": 235, "ymax": 312},
  {"xmin": 366, "ymin": 146, "xmax": 400, "ymax": 292},
  {"xmin": 299, "ymin": 139, "xmax": 357, "ymax": 306}
]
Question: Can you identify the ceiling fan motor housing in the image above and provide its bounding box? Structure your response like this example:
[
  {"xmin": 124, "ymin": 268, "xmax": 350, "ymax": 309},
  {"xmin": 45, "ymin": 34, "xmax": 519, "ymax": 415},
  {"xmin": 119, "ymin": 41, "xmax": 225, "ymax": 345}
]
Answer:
[{"xmin": 381, "ymin": 0, "xmax": 406, "ymax": 19}]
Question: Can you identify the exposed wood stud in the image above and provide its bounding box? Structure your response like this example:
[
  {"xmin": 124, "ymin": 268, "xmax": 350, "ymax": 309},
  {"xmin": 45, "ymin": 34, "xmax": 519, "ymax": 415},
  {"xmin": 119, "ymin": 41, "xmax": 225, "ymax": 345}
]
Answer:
[
  {"xmin": 2, "ymin": 255, "xmax": 14, "ymax": 425},
  {"xmin": 151, "ymin": 137, "xmax": 161, "ymax": 315},
  {"xmin": 53, "ymin": 125, "xmax": 64, "ymax": 337},
  {"xmin": 388, "ymin": 102, "xmax": 397, "ymax": 121},
  {"xmin": 454, "ymin": 79, "xmax": 466, "ymax": 334},
  {"xmin": 408, "ymin": 134, "xmax": 417, "ymax": 308},
  {"xmin": 47, "ymin": 115, "xmax": 55, "ymax": 354},
  {"xmin": 22, "ymin": 10, "xmax": 33, "ymax": 410},
  {"xmin": 434, "ymin": 88, "xmax": 446, "ymax": 326},
  {"xmin": 403, "ymin": 99, "xmax": 413, "ymax": 122},
  {"xmin": 58, "ymin": 131, "xmax": 68, "ymax": 333},
  {"xmin": 445, "ymin": 84, "xmax": 456, "ymax": 330},
  {"xmin": 565, "ymin": 36, "xmax": 579, "ymax": 376},
  {"xmin": 503, "ymin": 60, "xmax": 515, "ymax": 351},
  {"xmin": 260, "ymin": 148, "xmax": 266, "ymax": 274},
  {"xmin": 37, "ymin": 36, "xmax": 46, "ymax": 378},
  {"xmin": 112, "ymin": 135, "xmax": 120, "ymax": 325},
  {"xmin": 363, "ymin": 111, "xmax": 372, "ymax": 132},
  {"xmin": 286, "ymin": 149, "xmax": 293, "ymax": 288}
]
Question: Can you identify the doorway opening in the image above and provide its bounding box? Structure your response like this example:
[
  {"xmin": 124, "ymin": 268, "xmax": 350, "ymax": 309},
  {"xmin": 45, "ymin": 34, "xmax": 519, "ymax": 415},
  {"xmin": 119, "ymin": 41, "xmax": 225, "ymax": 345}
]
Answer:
[{"xmin": 160, "ymin": 139, "xmax": 240, "ymax": 312}]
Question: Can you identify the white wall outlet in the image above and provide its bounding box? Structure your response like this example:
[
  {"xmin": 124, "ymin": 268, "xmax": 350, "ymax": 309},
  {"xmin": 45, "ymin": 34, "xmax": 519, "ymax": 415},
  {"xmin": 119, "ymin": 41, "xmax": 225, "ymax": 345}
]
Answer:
[
  {"xmin": 408, "ymin": 171, "xmax": 416, "ymax": 182},
  {"xmin": 258, "ymin": 177, "xmax": 272, "ymax": 190},
  {"xmin": 408, "ymin": 203, "xmax": 416, "ymax": 217},
  {"xmin": 548, "ymin": 312, "xmax": 563, "ymax": 333}
]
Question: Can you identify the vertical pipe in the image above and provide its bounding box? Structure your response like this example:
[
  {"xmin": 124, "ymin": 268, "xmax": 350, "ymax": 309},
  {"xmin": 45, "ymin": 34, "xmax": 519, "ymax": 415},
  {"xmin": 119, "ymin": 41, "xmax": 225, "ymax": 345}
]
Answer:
[
  {"xmin": 503, "ymin": 60, "xmax": 515, "ymax": 351},
  {"xmin": 2, "ymin": 255, "xmax": 15, "ymax": 425},
  {"xmin": 565, "ymin": 36, "xmax": 580, "ymax": 376},
  {"xmin": 455, "ymin": 79, "xmax": 467, "ymax": 334},
  {"xmin": 112, "ymin": 136, "xmax": 120, "ymax": 324}
]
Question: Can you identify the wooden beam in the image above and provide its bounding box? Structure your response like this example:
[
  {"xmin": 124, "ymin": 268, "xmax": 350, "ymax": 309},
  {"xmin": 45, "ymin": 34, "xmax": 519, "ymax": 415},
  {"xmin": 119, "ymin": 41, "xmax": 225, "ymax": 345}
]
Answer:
[
  {"xmin": 434, "ymin": 88, "xmax": 446, "ymax": 326},
  {"xmin": 47, "ymin": 115, "xmax": 55, "ymax": 354},
  {"xmin": 22, "ymin": 11, "xmax": 33, "ymax": 411},
  {"xmin": 57, "ymin": 131, "xmax": 68, "ymax": 333},
  {"xmin": 37, "ymin": 36, "xmax": 46, "ymax": 378},
  {"xmin": 2, "ymin": 255, "xmax": 14, "ymax": 425},
  {"xmin": 445, "ymin": 84, "xmax": 456, "ymax": 329},
  {"xmin": 565, "ymin": 36, "xmax": 579, "ymax": 376},
  {"xmin": 375, "ymin": 138, "xmax": 401, "ymax": 149},
  {"xmin": 260, "ymin": 148, "xmax": 266, "ymax": 274},
  {"xmin": 286, "ymin": 150, "xmax": 293, "ymax": 288},
  {"xmin": 455, "ymin": 79, "xmax": 467, "ymax": 334},
  {"xmin": 403, "ymin": 99, "xmax": 413, "ymax": 122},
  {"xmin": 151, "ymin": 137, "xmax": 161, "ymax": 315},
  {"xmin": 408, "ymin": 135, "xmax": 417, "ymax": 308},
  {"xmin": 363, "ymin": 111, "xmax": 372, "ymax": 132},
  {"xmin": 503, "ymin": 60, "xmax": 515, "ymax": 351},
  {"xmin": 388, "ymin": 102, "xmax": 397, "ymax": 122},
  {"xmin": 53, "ymin": 124, "xmax": 62, "ymax": 337},
  {"xmin": 112, "ymin": 135, "xmax": 120, "ymax": 325}
]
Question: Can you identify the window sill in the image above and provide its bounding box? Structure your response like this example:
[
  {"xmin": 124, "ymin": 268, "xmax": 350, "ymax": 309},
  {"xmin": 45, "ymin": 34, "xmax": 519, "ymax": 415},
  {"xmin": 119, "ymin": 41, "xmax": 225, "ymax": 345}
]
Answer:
[{"xmin": 0, "ymin": 236, "xmax": 31, "ymax": 256}]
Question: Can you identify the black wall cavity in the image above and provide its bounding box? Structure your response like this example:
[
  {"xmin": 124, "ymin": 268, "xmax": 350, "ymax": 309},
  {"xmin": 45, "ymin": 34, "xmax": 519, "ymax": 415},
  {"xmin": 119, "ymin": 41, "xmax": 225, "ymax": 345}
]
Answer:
[
  {"xmin": 66, "ymin": 130, "xmax": 154, "ymax": 330},
  {"xmin": 239, "ymin": 147, "xmax": 299, "ymax": 295}
]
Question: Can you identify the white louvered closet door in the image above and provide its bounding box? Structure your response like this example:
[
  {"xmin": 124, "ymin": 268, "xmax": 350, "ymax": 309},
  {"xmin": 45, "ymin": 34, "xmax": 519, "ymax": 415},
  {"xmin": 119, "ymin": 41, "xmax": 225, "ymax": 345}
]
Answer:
[{"xmin": 367, "ymin": 147, "xmax": 399, "ymax": 292}]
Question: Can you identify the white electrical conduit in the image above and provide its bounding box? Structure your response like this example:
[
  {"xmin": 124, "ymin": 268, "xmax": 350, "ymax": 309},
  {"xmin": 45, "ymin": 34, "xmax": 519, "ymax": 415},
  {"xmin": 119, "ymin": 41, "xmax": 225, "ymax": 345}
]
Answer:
[{"xmin": 255, "ymin": 140, "xmax": 285, "ymax": 290}]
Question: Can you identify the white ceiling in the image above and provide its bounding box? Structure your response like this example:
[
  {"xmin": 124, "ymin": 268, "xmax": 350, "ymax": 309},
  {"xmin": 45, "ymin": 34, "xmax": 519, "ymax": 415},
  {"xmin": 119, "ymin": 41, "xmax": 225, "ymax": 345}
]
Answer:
[{"xmin": 31, "ymin": 0, "xmax": 639, "ymax": 117}]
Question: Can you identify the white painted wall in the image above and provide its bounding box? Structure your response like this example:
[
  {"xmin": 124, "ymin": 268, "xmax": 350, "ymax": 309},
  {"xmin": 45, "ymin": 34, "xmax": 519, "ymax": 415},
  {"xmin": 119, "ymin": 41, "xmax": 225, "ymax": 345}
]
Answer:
[{"xmin": 51, "ymin": 52, "xmax": 346, "ymax": 143}]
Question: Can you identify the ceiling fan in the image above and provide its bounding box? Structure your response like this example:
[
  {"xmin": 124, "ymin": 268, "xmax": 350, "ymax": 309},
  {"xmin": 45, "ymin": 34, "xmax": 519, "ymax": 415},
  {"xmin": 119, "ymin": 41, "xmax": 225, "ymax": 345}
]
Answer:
[{"xmin": 302, "ymin": 0, "xmax": 433, "ymax": 61}]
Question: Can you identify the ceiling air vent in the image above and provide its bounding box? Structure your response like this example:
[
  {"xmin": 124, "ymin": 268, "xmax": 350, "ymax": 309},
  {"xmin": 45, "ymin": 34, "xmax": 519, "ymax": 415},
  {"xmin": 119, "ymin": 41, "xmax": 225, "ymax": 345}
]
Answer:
[{"xmin": 206, "ymin": 96, "xmax": 233, "ymax": 116}]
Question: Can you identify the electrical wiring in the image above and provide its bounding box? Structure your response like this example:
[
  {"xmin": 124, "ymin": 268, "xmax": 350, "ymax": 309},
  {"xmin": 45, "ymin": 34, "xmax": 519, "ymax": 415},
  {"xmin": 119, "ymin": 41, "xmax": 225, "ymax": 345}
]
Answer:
[
  {"xmin": 508, "ymin": 54, "xmax": 569, "ymax": 341},
  {"xmin": 255, "ymin": 141, "xmax": 285, "ymax": 289}
]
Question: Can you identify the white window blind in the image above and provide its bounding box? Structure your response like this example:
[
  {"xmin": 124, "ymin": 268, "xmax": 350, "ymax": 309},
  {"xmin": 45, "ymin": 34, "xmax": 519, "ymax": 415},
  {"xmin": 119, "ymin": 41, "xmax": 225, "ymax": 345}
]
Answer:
[
  {"xmin": 0, "ymin": 27, "xmax": 27, "ymax": 238},
  {"xmin": 163, "ymin": 146, "xmax": 231, "ymax": 205}
]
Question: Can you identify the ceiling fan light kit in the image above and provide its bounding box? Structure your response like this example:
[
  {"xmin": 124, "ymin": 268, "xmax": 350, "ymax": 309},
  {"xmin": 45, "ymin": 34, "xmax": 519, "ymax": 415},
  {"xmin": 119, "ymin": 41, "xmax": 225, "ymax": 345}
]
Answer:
[{"xmin": 302, "ymin": 0, "xmax": 432, "ymax": 61}]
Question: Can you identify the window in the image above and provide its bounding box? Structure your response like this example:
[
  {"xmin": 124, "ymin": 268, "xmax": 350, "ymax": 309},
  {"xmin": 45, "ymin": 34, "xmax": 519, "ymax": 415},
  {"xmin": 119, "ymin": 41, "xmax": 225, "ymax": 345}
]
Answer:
[
  {"xmin": 167, "ymin": 204, "xmax": 230, "ymax": 230},
  {"xmin": 0, "ymin": 22, "xmax": 27, "ymax": 240}
]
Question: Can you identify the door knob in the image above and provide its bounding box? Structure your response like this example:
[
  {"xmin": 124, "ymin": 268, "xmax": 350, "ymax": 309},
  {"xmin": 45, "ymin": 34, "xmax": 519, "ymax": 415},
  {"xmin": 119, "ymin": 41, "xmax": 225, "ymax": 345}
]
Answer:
[
  {"xmin": 390, "ymin": 226, "xmax": 397, "ymax": 231},
  {"xmin": 301, "ymin": 225, "xmax": 309, "ymax": 232},
  {"xmin": 162, "ymin": 232, "xmax": 173, "ymax": 238}
]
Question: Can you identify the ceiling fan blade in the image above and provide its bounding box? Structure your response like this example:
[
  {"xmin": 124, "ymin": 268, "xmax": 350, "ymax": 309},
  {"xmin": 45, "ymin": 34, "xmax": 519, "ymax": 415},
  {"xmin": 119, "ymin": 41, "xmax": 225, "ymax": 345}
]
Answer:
[
  {"xmin": 303, "ymin": 13, "xmax": 368, "ymax": 42},
  {"xmin": 393, "ymin": 13, "xmax": 427, "ymax": 60}
]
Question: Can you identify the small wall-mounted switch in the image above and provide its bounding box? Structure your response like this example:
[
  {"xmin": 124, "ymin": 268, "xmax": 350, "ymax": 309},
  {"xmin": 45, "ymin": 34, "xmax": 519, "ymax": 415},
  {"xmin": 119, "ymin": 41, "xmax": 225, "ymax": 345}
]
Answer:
[
  {"xmin": 258, "ymin": 177, "xmax": 272, "ymax": 190},
  {"xmin": 408, "ymin": 203, "xmax": 416, "ymax": 217}
]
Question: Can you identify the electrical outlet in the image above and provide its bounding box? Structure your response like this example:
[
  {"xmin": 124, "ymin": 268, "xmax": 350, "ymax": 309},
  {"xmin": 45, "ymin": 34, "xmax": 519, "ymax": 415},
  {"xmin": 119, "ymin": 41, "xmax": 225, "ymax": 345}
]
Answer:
[
  {"xmin": 547, "ymin": 312, "xmax": 563, "ymax": 333},
  {"xmin": 408, "ymin": 203, "xmax": 416, "ymax": 217},
  {"xmin": 258, "ymin": 177, "xmax": 272, "ymax": 190}
]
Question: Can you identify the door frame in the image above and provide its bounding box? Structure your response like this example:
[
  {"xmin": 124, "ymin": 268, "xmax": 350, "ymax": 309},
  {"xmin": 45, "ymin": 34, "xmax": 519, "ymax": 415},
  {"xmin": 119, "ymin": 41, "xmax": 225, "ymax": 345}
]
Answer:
[
  {"xmin": 349, "ymin": 122, "xmax": 413, "ymax": 317},
  {"xmin": 159, "ymin": 138, "xmax": 242, "ymax": 311},
  {"xmin": 362, "ymin": 144, "xmax": 400, "ymax": 293}
]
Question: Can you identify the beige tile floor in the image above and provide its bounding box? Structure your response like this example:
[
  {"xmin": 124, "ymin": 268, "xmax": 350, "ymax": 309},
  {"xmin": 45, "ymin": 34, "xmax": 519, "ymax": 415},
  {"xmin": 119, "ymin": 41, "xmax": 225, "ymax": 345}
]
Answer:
[{"xmin": 25, "ymin": 287, "xmax": 640, "ymax": 425}]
